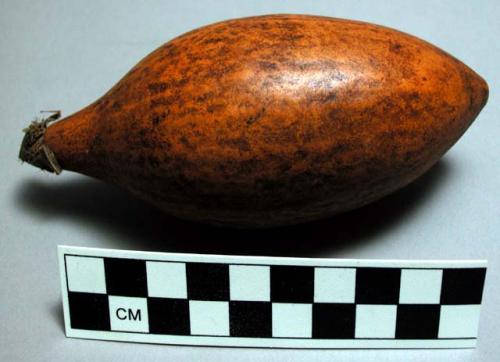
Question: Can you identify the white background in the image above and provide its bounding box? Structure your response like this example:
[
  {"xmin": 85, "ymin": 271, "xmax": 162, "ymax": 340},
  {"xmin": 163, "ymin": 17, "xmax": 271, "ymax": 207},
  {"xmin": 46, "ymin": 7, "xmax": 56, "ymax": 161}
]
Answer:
[{"xmin": 1, "ymin": 0, "xmax": 499, "ymax": 361}]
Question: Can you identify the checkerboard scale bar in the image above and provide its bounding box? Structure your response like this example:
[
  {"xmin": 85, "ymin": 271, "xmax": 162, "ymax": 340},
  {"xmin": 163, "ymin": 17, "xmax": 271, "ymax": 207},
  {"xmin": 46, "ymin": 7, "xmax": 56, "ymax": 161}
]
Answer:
[{"xmin": 58, "ymin": 245, "xmax": 487, "ymax": 349}]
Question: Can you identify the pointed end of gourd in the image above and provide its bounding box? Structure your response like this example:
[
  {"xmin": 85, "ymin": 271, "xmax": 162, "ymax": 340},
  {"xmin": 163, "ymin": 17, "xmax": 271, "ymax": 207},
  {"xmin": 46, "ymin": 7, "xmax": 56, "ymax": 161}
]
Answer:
[{"xmin": 19, "ymin": 113, "xmax": 63, "ymax": 175}]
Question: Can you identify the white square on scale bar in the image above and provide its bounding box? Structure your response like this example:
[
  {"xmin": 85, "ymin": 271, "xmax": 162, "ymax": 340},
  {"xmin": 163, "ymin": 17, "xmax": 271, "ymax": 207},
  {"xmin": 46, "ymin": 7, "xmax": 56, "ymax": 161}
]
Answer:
[
  {"xmin": 66, "ymin": 255, "xmax": 106, "ymax": 294},
  {"xmin": 146, "ymin": 261, "xmax": 187, "ymax": 299},
  {"xmin": 229, "ymin": 265, "xmax": 270, "ymax": 301},
  {"xmin": 399, "ymin": 269, "xmax": 443, "ymax": 304},
  {"xmin": 314, "ymin": 267, "xmax": 356, "ymax": 303},
  {"xmin": 108, "ymin": 296, "xmax": 149, "ymax": 333},
  {"xmin": 355, "ymin": 305, "xmax": 397, "ymax": 338},
  {"xmin": 438, "ymin": 305, "xmax": 481, "ymax": 338},
  {"xmin": 189, "ymin": 301, "xmax": 230, "ymax": 336},
  {"xmin": 272, "ymin": 303, "xmax": 312, "ymax": 338}
]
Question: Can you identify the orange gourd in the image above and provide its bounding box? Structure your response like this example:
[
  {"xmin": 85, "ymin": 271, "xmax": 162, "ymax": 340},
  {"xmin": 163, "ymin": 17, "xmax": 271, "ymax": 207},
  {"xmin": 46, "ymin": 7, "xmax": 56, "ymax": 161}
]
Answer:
[{"xmin": 20, "ymin": 15, "xmax": 488, "ymax": 228}]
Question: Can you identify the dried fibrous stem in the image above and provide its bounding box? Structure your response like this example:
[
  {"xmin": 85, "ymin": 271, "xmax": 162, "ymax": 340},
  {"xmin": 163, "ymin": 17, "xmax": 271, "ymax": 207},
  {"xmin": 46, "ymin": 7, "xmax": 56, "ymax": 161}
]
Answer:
[{"xmin": 19, "ymin": 111, "xmax": 62, "ymax": 174}]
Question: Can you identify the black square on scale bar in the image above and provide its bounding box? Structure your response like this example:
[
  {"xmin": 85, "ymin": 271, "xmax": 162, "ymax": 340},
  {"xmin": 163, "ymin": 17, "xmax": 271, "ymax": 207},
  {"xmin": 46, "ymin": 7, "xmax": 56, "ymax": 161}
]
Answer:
[
  {"xmin": 312, "ymin": 303, "xmax": 355, "ymax": 339},
  {"xmin": 186, "ymin": 263, "xmax": 229, "ymax": 301},
  {"xmin": 440, "ymin": 268, "xmax": 486, "ymax": 305},
  {"xmin": 229, "ymin": 301, "xmax": 272, "ymax": 337},
  {"xmin": 271, "ymin": 265, "xmax": 314, "ymax": 303},
  {"xmin": 104, "ymin": 258, "xmax": 148, "ymax": 297},
  {"xmin": 148, "ymin": 298, "xmax": 190, "ymax": 335},
  {"xmin": 355, "ymin": 267, "xmax": 401, "ymax": 304},
  {"xmin": 396, "ymin": 304, "xmax": 440, "ymax": 339},
  {"xmin": 68, "ymin": 292, "xmax": 110, "ymax": 331}
]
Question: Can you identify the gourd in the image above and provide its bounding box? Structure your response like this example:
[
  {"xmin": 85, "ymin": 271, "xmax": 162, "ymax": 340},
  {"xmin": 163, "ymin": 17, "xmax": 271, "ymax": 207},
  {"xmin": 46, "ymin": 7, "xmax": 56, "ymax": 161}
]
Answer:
[{"xmin": 19, "ymin": 14, "xmax": 489, "ymax": 228}]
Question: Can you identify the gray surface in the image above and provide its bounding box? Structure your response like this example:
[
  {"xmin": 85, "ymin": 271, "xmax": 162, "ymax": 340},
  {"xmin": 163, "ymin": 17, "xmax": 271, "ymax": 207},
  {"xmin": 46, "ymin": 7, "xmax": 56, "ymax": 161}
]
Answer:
[{"xmin": 1, "ymin": 0, "xmax": 498, "ymax": 361}]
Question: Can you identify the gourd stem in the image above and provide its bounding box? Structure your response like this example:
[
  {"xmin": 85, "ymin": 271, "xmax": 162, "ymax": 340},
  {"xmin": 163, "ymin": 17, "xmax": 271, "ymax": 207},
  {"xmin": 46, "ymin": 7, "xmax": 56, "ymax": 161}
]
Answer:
[{"xmin": 19, "ymin": 111, "xmax": 62, "ymax": 174}]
